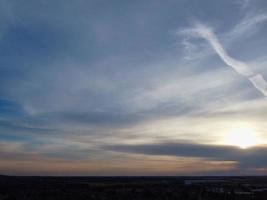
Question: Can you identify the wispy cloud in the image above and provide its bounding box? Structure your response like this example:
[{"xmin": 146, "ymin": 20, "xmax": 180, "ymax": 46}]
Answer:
[
  {"xmin": 180, "ymin": 22, "xmax": 267, "ymax": 97},
  {"xmin": 179, "ymin": 12, "xmax": 267, "ymax": 62},
  {"xmin": 226, "ymin": 13, "xmax": 267, "ymax": 42},
  {"xmin": 236, "ymin": 0, "xmax": 252, "ymax": 10}
]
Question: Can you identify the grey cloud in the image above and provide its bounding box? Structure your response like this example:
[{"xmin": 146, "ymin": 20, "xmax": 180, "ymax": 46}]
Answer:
[
  {"xmin": 106, "ymin": 142, "xmax": 267, "ymax": 169},
  {"xmin": 0, "ymin": 120, "xmax": 58, "ymax": 135}
]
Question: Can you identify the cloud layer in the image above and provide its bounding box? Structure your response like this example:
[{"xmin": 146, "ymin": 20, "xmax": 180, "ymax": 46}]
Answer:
[
  {"xmin": 106, "ymin": 142, "xmax": 267, "ymax": 169},
  {"xmin": 0, "ymin": 0, "xmax": 267, "ymax": 175}
]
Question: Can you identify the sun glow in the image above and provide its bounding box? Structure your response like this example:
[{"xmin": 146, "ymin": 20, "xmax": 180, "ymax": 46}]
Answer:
[{"xmin": 223, "ymin": 126, "xmax": 260, "ymax": 149}]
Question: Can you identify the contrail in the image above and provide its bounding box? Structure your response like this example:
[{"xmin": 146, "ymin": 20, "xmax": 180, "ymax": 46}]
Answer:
[{"xmin": 182, "ymin": 23, "xmax": 267, "ymax": 97}]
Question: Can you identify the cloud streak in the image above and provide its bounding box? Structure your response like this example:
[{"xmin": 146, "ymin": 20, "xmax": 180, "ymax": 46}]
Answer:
[
  {"xmin": 106, "ymin": 142, "xmax": 267, "ymax": 169},
  {"xmin": 181, "ymin": 22, "xmax": 267, "ymax": 97}
]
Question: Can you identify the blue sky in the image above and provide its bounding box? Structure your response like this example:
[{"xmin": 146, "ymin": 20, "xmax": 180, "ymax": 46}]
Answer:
[{"xmin": 1, "ymin": 0, "xmax": 267, "ymax": 175}]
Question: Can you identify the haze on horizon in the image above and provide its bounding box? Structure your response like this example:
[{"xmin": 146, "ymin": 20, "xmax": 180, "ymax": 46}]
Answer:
[{"xmin": 1, "ymin": 0, "xmax": 267, "ymax": 176}]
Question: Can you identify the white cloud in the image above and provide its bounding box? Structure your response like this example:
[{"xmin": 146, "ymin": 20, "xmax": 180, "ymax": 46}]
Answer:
[
  {"xmin": 226, "ymin": 13, "xmax": 267, "ymax": 43},
  {"xmin": 179, "ymin": 21, "xmax": 267, "ymax": 97}
]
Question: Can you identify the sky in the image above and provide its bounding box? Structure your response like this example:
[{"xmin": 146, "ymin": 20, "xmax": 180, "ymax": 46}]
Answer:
[{"xmin": 1, "ymin": 0, "xmax": 267, "ymax": 176}]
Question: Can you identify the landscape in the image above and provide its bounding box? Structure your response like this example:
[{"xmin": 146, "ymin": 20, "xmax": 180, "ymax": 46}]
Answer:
[
  {"xmin": 1, "ymin": 176, "xmax": 267, "ymax": 200},
  {"xmin": 1, "ymin": 0, "xmax": 267, "ymax": 199}
]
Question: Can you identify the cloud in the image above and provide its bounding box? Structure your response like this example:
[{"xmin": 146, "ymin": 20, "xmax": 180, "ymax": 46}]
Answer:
[
  {"xmin": 179, "ymin": 12, "xmax": 267, "ymax": 69},
  {"xmin": 249, "ymin": 74, "xmax": 267, "ymax": 97},
  {"xmin": 180, "ymin": 22, "xmax": 267, "ymax": 97},
  {"xmin": 227, "ymin": 13, "xmax": 267, "ymax": 42},
  {"xmin": 106, "ymin": 142, "xmax": 267, "ymax": 169},
  {"xmin": 0, "ymin": 0, "xmax": 267, "ymax": 175},
  {"xmin": 236, "ymin": 0, "xmax": 252, "ymax": 10}
]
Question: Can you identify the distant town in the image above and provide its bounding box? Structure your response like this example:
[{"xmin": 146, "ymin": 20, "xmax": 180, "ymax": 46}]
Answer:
[{"xmin": 1, "ymin": 175, "xmax": 267, "ymax": 200}]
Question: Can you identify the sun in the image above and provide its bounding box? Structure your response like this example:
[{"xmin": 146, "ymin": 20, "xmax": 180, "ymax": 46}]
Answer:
[{"xmin": 223, "ymin": 126, "xmax": 260, "ymax": 149}]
